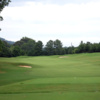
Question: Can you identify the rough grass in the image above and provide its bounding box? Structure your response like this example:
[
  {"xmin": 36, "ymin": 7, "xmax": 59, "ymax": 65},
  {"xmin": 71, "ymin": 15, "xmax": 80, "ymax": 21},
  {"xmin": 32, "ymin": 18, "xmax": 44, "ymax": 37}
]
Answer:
[{"xmin": 0, "ymin": 53, "xmax": 100, "ymax": 100}]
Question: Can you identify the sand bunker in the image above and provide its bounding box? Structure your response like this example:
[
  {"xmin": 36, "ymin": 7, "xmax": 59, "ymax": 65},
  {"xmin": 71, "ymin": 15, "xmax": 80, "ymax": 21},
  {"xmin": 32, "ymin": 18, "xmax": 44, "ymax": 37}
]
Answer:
[
  {"xmin": 59, "ymin": 56, "xmax": 68, "ymax": 58},
  {"xmin": 19, "ymin": 65, "xmax": 32, "ymax": 68}
]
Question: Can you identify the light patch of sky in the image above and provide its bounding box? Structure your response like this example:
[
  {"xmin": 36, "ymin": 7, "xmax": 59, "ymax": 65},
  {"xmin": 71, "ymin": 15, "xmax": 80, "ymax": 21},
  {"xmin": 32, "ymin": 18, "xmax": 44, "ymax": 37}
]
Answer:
[{"xmin": 0, "ymin": 0, "xmax": 100, "ymax": 46}]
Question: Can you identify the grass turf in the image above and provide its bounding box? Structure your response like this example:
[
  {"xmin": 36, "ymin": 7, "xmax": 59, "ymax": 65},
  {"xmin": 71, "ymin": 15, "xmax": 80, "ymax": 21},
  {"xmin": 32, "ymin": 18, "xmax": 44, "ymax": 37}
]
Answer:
[{"xmin": 0, "ymin": 53, "xmax": 100, "ymax": 100}]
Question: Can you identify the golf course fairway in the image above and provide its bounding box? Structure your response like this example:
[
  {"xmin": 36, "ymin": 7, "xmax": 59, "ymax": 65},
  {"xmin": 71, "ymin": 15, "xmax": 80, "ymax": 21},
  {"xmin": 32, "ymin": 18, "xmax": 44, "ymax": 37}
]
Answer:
[{"xmin": 0, "ymin": 53, "xmax": 100, "ymax": 100}]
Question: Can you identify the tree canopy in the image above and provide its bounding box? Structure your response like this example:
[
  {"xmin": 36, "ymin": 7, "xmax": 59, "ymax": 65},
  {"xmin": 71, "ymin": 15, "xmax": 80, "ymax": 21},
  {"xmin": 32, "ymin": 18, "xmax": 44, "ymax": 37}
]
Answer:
[
  {"xmin": 0, "ymin": 37, "xmax": 100, "ymax": 57},
  {"xmin": 0, "ymin": 0, "xmax": 11, "ymax": 30},
  {"xmin": 0, "ymin": 0, "xmax": 11, "ymax": 12}
]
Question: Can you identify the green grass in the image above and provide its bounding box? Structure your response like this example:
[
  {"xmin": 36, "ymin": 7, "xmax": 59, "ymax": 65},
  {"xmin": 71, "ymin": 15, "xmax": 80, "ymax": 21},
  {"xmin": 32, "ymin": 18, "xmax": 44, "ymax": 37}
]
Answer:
[{"xmin": 0, "ymin": 53, "xmax": 100, "ymax": 100}]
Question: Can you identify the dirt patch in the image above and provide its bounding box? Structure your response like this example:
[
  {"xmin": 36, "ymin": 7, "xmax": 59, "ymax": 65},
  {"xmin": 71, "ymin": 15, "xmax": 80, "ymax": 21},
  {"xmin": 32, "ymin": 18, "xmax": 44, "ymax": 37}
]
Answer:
[
  {"xmin": 0, "ymin": 71, "xmax": 6, "ymax": 74},
  {"xmin": 19, "ymin": 65, "xmax": 32, "ymax": 68},
  {"xmin": 59, "ymin": 56, "xmax": 68, "ymax": 58}
]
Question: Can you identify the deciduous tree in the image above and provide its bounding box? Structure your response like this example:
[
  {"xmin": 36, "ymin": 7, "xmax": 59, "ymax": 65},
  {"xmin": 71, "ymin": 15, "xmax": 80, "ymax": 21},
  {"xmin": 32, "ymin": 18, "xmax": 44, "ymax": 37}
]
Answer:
[
  {"xmin": 45, "ymin": 40, "xmax": 54, "ymax": 55},
  {"xmin": 54, "ymin": 39, "xmax": 63, "ymax": 55},
  {"xmin": 0, "ymin": 0, "xmax": 11, "ymax": 30}
]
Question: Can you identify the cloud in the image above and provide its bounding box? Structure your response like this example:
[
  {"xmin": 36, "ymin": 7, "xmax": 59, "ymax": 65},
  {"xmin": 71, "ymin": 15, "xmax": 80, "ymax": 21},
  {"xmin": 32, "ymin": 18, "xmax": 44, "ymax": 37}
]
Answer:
[
  {"xmin": 13, "ymin": 0, "xmax": 100, "ymax": 5},
  {"xmin": 1, "ymin": 0, "xmax": 100, "ymax": 46}
]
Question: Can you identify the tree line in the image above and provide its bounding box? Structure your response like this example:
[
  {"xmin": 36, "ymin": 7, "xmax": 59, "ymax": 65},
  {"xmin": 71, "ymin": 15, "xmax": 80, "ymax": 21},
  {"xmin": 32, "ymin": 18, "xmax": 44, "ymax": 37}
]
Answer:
[{"xmin": 0, "ymin": 37, "xmax": 100, "ymax": 57}]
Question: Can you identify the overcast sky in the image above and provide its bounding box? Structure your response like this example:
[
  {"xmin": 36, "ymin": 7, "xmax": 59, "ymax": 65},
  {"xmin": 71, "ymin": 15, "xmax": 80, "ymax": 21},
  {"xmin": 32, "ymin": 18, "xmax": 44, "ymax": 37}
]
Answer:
[{"xmin": 0, "ymin": 0, "xmax": 100, "ymax": 46}]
